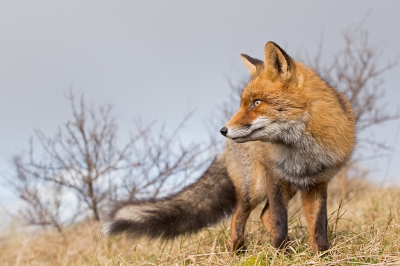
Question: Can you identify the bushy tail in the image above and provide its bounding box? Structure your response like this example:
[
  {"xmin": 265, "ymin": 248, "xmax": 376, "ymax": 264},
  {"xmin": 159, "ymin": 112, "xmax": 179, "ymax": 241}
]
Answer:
[{"xmin": 102, "ymin": 154, "xmax": 237, "ymax": 239}]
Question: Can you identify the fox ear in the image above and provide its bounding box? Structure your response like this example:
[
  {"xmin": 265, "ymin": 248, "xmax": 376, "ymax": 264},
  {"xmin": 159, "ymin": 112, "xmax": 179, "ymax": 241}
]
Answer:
[
  {"xmin": 240, "ymin": 54, "xmax": 264, "ymax": 76},
  {"xmin": 264, "ymin": 42, "xmax": 295, "ymax": 82}
]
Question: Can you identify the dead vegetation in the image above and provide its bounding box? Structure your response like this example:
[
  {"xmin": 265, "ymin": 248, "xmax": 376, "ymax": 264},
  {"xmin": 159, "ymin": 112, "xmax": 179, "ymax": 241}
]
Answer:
[{"xmin": 1, "ymin": 174, "xmax": 399, "ymax": 265}]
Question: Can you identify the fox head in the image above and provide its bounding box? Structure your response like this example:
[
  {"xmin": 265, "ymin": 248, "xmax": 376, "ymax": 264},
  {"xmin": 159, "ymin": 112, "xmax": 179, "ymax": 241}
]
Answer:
[{"xmin": 221, "ymin": 42, "xmax": 309, "ymax": 143}]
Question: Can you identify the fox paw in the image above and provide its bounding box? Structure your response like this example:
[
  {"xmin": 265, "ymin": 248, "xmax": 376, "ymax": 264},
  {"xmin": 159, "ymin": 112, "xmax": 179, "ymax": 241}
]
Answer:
[{"xmin": 231, "ymin": 238, "xmax": 247, "ymax": 254}]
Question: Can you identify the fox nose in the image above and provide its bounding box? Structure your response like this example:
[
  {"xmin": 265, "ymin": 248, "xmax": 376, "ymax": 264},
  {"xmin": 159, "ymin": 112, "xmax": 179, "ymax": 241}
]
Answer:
[{"xmin": 220, "ymin": 127, "xmax": 228, "ymax": 136}]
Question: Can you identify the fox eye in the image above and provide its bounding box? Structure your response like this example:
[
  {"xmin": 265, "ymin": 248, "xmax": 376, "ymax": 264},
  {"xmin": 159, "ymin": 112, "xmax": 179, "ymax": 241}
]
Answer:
[{"xmin": 254, "ymin": 99, "xmax": 262, "ymax": 107}]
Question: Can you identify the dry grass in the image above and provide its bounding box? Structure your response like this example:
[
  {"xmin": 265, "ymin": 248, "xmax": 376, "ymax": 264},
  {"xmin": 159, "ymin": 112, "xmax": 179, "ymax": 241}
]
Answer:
[{"xmin": 1, "ymin": 175, "xmax": 400, "ymax": 265}]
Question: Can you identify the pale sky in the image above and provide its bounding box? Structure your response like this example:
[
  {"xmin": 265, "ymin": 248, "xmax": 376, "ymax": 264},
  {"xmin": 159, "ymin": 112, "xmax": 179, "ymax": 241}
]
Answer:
[{"xmin": 1, "ymin": 1, "xmax": 400, "ymax": 214}]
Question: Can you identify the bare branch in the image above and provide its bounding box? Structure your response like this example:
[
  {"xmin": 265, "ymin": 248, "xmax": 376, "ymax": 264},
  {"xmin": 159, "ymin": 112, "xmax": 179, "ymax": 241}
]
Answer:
[
  {"xmin": 311, "ymin": 24, "xmax": 398, "ymax": 133},
  {"xmin": 7, "ymin": 91, "xmax": 213, "ymax": 230}
]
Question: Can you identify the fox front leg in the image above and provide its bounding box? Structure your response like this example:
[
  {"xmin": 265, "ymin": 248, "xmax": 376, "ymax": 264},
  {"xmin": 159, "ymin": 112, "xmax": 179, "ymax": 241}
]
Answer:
[
  {"xmin": 260, "ymin": 183, "xmax": 297, "ymax": 249},
  {"xmin": 260, "ymin": 181, "xmax": 295, "ymax": 249},
  {"xmin": 301, "ymin": 183, "xmax": 330, "ymax": 252}
]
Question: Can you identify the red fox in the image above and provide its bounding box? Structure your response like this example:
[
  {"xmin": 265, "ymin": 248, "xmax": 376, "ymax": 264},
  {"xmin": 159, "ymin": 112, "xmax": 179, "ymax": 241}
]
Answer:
[{"xmin": 103, "ymin": 42, "xmax": 356, "ymax": 253}]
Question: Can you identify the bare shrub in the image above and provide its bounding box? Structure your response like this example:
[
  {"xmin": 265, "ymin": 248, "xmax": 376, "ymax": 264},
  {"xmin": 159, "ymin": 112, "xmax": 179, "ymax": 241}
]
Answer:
[
  {"xmin": 8, "ymin": 92, "xmax": 212, "ymax": 230},
  {"xmin": 308, "ymin": 23, "xmax": 398, "ymax": 155}
]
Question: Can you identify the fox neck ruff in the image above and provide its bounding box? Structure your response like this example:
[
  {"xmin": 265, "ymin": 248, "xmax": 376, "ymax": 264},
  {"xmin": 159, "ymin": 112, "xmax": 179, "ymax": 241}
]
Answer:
[{"xmin": 269, "ymin": 117, "xmax": 343, "ymax": 189}]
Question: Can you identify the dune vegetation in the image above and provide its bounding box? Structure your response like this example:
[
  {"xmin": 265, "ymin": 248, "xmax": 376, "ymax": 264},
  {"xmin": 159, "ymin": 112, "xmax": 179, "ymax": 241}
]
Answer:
[{"xmin": 1, "ymin": 172, "xmax": 399, "ymax": 266}]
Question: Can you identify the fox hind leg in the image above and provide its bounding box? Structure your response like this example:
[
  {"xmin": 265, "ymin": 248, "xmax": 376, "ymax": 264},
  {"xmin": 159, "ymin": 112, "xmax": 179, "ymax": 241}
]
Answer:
[{"xmin": 301, "ymin": 183, "xmax": 330, "ymax": 252}]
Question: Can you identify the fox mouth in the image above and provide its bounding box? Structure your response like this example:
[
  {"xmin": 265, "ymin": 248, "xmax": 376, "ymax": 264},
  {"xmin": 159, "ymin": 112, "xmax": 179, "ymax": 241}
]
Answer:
[{"xmin": 232, "ymin": 126, "xmax": 265, "ymax": 143}]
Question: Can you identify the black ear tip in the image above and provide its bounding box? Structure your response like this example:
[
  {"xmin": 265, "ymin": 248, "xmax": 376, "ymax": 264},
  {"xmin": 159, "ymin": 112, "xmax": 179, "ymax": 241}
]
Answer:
[{"xmin": 220, "ymin": 127, "xmax": 228, "ymax": 136}]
